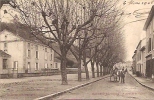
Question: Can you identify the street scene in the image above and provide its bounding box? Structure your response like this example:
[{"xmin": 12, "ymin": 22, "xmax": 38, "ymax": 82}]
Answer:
[
  {"xmin": 54, "ymin": 71, "xmax": 154, "ymax": 100},
  {"xmin": 0, "ymin": 0, "xmax": 154, "ymax": 100}
]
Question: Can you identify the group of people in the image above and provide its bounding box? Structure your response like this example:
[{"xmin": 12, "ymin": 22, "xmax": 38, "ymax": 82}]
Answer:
[{"xmin": 110, "ymin": 67, "xmax": 127, "ymax": 83}]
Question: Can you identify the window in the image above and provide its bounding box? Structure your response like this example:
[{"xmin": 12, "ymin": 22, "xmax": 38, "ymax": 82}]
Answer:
[
  {"xmin": 4, "ymin": 43, "xmax": 7, "ymax": 48},
  {"xmin": 4, "ymin": 43, "xmax": 7, "ymax": 53},
  {"xmin": 28, "ymin": 43, "xmax": 30, "ymax": 48},
  {"xmin": 45, "ymin": 63, "xmax": 48, "ymax": 68},
  {"xmin": 27, "ymin": 62, "xmax": 31, "ymax": 70},
  {"xmin": 27, "ymin": 50, "xmax": 31, "ymax": 58},
  {"xmin": 55, "ymin": 63, "xmax": 58, "ymax": 68},
  {"xmin": 5, "ymin": 35, "xmax": 7, "ymax": 39},
  {"xmin": 35, "ymin": 45, "xmax": 39, "ymax": 59},
  {"xmin": 148, "ymin": 38, "xmax": 152, "ymax": 52},
  {"xmin": 45, "ymin": 48, "xmax": 47, "ymax": 52},
  {"xmin": 50, "ymin": 64, "xmax": 52, "ymax": 68},
  {"xmin": 35, "ymin": 63, "xmax": 39, "ymax": 70},
  {"xmin": 27, "ymin": 43, "xmax": 31, "ymax": 58},
  {"xmin": 3, "ymin": 59, "xmax": 7, "ymax": 69},
  {"xmin": 36, "ymin": 51, "xmax": 39, "ymax": 59},
  {"xmin": 45, "ymin": 48, "xmax": 47, "ymax": 60},
  {"xmin": 13, "ymin": 61, "xmax": 18, "ymax": 70}
]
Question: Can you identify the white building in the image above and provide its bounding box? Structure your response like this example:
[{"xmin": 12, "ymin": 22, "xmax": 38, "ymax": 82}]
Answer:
[
  {"xmin": 143, "ymin": 5, "xmax": 154, "ymax": 78},
  {"xmin": 0, "ymin": 23, "xmax": 55, "ymax": 78},
  {"xmin": 140, "ymin": 38, "xmax": 146, "ymax": 76}
]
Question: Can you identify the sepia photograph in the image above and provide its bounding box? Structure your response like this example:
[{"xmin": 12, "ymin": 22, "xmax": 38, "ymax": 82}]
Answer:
[{"xmin": 0, "ymin": 0, "xmax": 154, "ymax": 99}]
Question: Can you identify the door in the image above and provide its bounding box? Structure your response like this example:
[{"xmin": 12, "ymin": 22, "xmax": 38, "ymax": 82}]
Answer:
[
  {"xmin": 152, "ymin": 59, "xmax": 154, "ymax": 76},
  {"xmin": 27, "ymin": 62, "xmax": 31, "ymax": 73},
  {"xmin": 13, "ymin": 61, "xmax": 18, "ymax": 78},
  {"xmin": 146, "ymin": 60, "xmax": 152, "ymax": 78}
]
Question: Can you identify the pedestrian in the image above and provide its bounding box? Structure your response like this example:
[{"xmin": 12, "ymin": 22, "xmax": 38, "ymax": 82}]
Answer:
[
  {"xmin": 125, "ymin": 68, "xmax": 127, "ymax": 73},
  {"xmin": 121, "ymin": 69, "xmax": 125, "ymax": 83}
]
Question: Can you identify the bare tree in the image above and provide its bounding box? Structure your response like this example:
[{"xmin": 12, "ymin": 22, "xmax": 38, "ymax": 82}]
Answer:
[{"xmin": 7, "ymin": 0, "xmax": 122, "ymax": 84}]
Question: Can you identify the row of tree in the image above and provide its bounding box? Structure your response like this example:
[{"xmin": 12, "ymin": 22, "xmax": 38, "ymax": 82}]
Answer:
[{"xmin": 7, "ymin": 0, "xmax": 126, "ymax": 85}]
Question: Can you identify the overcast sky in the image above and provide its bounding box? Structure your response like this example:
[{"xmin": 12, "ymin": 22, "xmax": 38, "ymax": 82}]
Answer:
[{"xmin": 121, "ymin": 0, "xmax": 153, "ymax": 61}]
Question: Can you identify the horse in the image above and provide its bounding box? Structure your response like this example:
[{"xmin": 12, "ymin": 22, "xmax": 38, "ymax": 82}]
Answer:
[
  {"xmin": 110, "ymin": 68, "xmax": 119, "ymax": 82},
  {"xmin": 117, "ymin": 70, "xmax": 121, "ymax": 82},
  {"xmin": 110, "ymin": 69, "xmax": 114, "ymax": 81}
]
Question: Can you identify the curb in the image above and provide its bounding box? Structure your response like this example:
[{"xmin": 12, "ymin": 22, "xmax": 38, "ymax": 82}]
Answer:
[
  {"xmin": 128, "ymin": 72, "xmax": 154, "ymax": 91},
  {"xmin": 34, "ymin": 75, "xmax": 110, "ymax": 100}
]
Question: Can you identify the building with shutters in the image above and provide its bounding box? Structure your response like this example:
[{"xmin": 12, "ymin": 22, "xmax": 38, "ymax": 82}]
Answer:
[
  {"xmin": 134, "ymin": 38, "xmax": 146, "ymax": 77},
  {"xmin": 143, "ymin": 5, "xmax": 154, "ymax": 78},
  {"xmin": 0, "ymin": 23, "xmax": 55, "ymax": 78}
]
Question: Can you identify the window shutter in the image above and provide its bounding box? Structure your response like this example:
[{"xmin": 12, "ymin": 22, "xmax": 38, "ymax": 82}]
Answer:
[
  {"xmin": 38, "ymin": 63, "xmax": 39, "ymax": 70},
  {"xmin": 35, "ymin": 63, "xmax": 36, "ymax": 70},
  {"xmin": 38, "ymin": 52, "xmax": 39, "ymax": 59}
]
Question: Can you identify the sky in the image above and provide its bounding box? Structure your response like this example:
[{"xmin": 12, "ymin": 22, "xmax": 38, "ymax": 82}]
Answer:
[{"xmin": 120, "ymin": 0, "xmax": 154, "ymax": 61}]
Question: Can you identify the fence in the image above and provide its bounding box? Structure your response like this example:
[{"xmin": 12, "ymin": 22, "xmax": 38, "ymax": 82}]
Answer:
[{"xmin": 0, "ymin": 68, "xmax": 60, "ymax": 79}]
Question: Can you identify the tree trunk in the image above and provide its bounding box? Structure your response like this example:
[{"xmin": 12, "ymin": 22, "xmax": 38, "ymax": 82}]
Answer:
[
  {"xmin": 100, "ymin": 65, "xmax": 103, "ymax": 76},
  {"xmin": 60, "ymin": 49, "xmax": 68, "ymax": 85},
  {"xmin": 107, "ymin": 67, "xmax": 110, "ymax": 74},
  {"xmin": 103, "ymin": 66, "xmax": 106, "ymax": 75},
  {"xmin": 84, "ymin": 63, "xmax": 90, "ymax": 80},
  {"xmin": 91, "ymin": 61, "xmax": 95, "ymax": 78},
  {"xmin": 77, "ymin": 58, "xmax": 82, "ymax": 81},
  {"xmin": 83, "ymin": 50, "xmax": 89, "ymax": 80},
  {"xmin": 96, "ymin": 62, "xmax": 99, "ymax": 77}
]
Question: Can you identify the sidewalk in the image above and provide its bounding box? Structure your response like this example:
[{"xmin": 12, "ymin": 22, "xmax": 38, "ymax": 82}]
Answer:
[
  {"xmin": 128, "ymin": 69, "xmax": 154, "ymax": 91},
  {"xmin": 0, "ymin": 73, "xmax": 109, "ymax": 100}
]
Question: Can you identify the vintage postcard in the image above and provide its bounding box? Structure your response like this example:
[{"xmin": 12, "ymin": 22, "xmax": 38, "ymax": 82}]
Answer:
[{"xmin": 0, "ymin": 0, "xmax": 154, "ymax": 100}]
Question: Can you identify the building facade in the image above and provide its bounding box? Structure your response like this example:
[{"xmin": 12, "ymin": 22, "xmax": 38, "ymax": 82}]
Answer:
[
  {"xmin": 143, "ymin": 5, "xmax": 154, "ymax": 78},
  {"xmin": 0, "ymin": 29, "xmax": 55, "ymax": 77},
  {"xmin": 132, "ymin": 50, "xmax": 137, "ymax": 74},
  {"xmin": 136, "ymin": 41, "xmax": 142, "ymax": 73},
  {"xmin": 133, "ymin": 38, "xmax": 146, "ymax": 76},
  {"xmin": 140, "ymin": 38, "xmax": 146, "ymax": 76}
]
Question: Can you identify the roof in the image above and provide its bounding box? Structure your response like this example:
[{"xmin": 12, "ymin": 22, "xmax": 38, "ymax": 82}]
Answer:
[
  {"xmin": 143, "ymin": 5, "xmax": 154, "ymax": 30},
  {"xmin": 54, "ymin": 52, "xmax": 77, "ymax": 64},
  {"xmin": 0, "ymin": 22, "xmax": 42, "ymax": 43},
  {"xmin": 132, "ymin": 53, "xmax": 136, "ymax": 59},
  {"xmin": 136, "ymin": 40, "xmax": 142, "ymax": 49},
  {"xmin": 0, "ymin": 22, "xmax": 58, "ymax": 50},
  {"xmin": 54, "ymin": 58, "xmax": 61, "ymax": 63},
  {"xmin": 53, "ymin": 45, "xmax": 77, "ymax": 63},
  {"xmin": 0, "ymin": 50, "xmax": 11, "ymax": 57}
]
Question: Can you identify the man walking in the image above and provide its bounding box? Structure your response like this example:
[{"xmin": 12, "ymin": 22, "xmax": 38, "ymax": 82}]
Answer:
[{"xmin": 121, "ymin": 69, "xmax": 125, "ymax": 83}]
